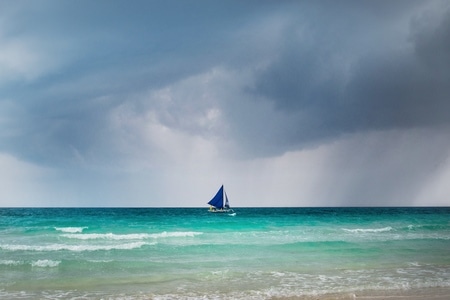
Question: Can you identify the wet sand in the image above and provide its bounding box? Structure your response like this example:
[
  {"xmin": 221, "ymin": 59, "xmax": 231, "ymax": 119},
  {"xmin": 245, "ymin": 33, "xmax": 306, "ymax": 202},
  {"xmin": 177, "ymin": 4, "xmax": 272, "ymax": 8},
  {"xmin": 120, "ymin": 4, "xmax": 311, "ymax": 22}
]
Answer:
[
  {"xmin": 353, "ymin": 288, "xmax": 450, "ymax": 300},
  {"xmin": 272, "ymin": 287, "xmax": 450, "ymax": 300}
]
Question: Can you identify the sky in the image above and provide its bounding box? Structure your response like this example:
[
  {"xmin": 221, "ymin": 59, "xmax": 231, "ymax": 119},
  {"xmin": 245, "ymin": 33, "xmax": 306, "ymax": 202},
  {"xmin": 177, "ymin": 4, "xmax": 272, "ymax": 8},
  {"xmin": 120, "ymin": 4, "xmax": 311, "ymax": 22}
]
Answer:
[{"xmin": 1, "ymin": 0, "xmax": 450, "ymax": 207}]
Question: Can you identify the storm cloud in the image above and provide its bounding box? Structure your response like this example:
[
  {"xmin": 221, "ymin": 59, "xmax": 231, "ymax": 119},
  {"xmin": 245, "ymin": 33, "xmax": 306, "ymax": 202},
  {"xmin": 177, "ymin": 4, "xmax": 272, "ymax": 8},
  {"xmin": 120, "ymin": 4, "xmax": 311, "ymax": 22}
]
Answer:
[
  {"xmin": 245, "ymin": 1, "xmax": 450, "ymax": 154},
  {"xmin": 0, "ymin": 0, "xmax": 449, "ymax": 206}
]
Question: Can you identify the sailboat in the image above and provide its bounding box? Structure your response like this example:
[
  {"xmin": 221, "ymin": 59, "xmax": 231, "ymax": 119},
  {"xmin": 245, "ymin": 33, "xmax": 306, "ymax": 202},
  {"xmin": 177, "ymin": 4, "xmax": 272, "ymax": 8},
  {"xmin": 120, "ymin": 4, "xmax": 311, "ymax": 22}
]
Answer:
[{"xmin": 208, "ymin": 185, "xmax": 234, "ymax": 214}]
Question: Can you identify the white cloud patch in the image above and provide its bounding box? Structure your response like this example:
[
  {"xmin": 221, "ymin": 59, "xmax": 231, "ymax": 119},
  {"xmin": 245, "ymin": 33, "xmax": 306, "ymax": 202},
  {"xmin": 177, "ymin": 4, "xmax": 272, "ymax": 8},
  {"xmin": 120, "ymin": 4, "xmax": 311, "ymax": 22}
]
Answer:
[
  {"xmin": 108, "ymin": 68, "xmax": 244, "ymax": 170},
  {"xmin": 0, "ymin": 35, "xmax": 71, "ymax": 84}
]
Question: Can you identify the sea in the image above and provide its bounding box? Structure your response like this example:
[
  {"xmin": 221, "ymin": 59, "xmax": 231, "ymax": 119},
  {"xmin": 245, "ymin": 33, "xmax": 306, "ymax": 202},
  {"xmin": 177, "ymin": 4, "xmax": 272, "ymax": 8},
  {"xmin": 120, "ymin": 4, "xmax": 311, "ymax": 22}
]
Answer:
[{"xmin": 0, "ymin": 207, "xmax": 449, "ymax": 299}]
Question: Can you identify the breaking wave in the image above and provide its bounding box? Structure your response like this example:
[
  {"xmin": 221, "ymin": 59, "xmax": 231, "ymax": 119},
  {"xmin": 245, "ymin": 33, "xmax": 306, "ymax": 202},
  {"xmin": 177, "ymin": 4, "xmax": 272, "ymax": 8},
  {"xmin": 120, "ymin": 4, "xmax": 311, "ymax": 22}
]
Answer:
[
  {"xmin": 342, "ymin": 226, "xmax": 393, "ymax": 233},
  {"xmin": 55, "ymin": 227, "xmax": 88, "ymax": 233},
  {"xmin": 0, "ymin": 241, "xmax": 151, "ymax": 252},
  {"xmin": 61, "ymin": 231, "xmax": 203, "ymax": 240},
  {"xmin": 0, "ymin": 260, "xmax": 23, "ymax": 266},
  {"xmin": 31, "ymin": 260, "xmax": 61, "ymax": 267},
  {"xmin": 0, "ymin": 259, "xmax": 60, "ymax": 268}
]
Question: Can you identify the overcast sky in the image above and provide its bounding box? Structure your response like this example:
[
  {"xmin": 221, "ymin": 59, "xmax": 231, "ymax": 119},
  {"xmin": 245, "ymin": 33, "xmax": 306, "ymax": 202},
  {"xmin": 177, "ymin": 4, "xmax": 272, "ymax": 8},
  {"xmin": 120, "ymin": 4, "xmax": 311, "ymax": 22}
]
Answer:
[{"xmin": 1, "ymin": 0, "xmax": 450, "ymax": 207}]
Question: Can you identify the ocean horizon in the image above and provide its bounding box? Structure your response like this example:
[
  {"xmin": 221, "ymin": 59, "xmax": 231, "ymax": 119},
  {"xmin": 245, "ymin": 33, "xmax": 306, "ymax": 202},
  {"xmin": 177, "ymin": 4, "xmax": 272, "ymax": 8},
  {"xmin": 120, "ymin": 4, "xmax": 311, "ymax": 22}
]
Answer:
[{"xmin": 1, "ymin": 207, "xmax": 449, "ymax": 299}]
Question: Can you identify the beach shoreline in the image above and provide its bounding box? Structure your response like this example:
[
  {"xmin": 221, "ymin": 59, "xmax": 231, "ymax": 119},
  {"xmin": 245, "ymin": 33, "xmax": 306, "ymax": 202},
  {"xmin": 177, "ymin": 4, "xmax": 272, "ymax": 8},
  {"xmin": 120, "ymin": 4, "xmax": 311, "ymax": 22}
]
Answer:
[
  {"xmin": 352, "ymin": 288, "xmax": 450, "ymax": 300},
  {"xmin": 1, "ymin": 286, "xmax": 450, "ymax": 299},
  {"xmin": 271, "ymin": 287, "xmax": 450, "ymax": 300}
]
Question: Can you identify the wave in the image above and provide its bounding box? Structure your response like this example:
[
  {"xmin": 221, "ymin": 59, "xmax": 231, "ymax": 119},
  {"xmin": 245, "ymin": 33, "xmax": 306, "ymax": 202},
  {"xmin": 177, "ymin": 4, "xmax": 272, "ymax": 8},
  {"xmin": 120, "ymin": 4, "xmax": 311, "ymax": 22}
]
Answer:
[
  {"xmin": 151, "ymin": 231, "xmax": 203, "ymax": 238},
  {"xmin": 55, "ymin": 227, "xmax": 87, "ymax": 233},
  {"xmin": 0, "ymin": 241, "xmax": 152, "ymax": 252},
  {"xmin": 342, "ymin": 226, "xmax": 393, "ymax": 233},
  {"xmin": 61, "ymin": 231, "xmax": 203, "ymax": 240},
  {"xmin": 405, "ymin": 224, "xmax": 449, "ymax": 231},
  {"xmin": 0, "ymin": 260, "xmax": 23, "ymax": 266},
  {"xmin": 1, "ymin": 259, "xmax": 60, "ymax": 267},
  {"xmin": 61, "ymin": 233, "xmax": 150, "ymax": 240},
  {"xmin": 31, "ymin": 260, "xmax": 61, "ymax": 267}
]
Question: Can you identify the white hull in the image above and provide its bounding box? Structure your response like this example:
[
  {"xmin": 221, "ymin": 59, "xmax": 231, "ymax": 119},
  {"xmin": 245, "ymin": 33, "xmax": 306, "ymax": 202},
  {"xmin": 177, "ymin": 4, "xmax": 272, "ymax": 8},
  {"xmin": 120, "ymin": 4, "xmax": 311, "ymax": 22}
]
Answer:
[{"xmin": 209, "ymin": 207, "xmax": 233, "ymax": 213}]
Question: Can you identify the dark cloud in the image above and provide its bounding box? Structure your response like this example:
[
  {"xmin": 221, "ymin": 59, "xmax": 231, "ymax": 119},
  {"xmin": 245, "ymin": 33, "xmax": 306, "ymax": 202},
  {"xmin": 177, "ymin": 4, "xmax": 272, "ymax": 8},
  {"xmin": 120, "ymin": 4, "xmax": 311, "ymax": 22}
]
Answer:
[
  {"xmin": 1, "ymin": 0, "xmax": 449, "ymax": 170},
  {"xmin": 0, "ymin": 0, "xmax": 267, "ymax": 166},
  {"xmin": 244, "ymin": 2, "xmax": 450, "ymax": 155},
  {"xmin": 1, "ymin": 1, "xmax": 450, "ymax": 206}
]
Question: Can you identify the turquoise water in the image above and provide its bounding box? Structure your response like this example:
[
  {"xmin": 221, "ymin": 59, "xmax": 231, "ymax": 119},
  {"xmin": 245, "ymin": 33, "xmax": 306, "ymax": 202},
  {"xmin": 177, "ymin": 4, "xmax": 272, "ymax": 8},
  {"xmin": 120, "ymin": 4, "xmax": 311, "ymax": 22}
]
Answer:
[{"xmin": 1, "ymin": 207, "xmax": 449, "ymax": 299}]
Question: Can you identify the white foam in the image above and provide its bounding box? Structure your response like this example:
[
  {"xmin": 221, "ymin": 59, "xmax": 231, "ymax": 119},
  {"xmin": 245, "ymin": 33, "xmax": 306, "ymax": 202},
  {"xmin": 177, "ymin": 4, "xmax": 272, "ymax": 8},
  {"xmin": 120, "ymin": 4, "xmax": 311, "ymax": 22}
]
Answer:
[
  {"xmin": 55, "ymin": 227, "xmax": 87, "ymax": 233},
  {"xmin": 150, "ymin": 231, "xmax": 203, "ymax": 238},
  {"xmin": 270, "ymin": 271, "xmax": 286, "ymax": 278},
  {"xmin": 0, "ymin": 241, "xmax": 152, "ymax": 252},
  {"xmin": 342, "ymin": 226, "xmax": 393, "ymax": 233},
  {"xmin": 31, "ymin": 260, "xmax": 61, "ymax": 267},
  {"xmin": 61, "ymin": 231, "xmax": 203, "ymax": 240},
  {"xmin": 0, "ymin": 260, "xmax": 22, "ymax": 266},
  {"xmin": 61, "ymin": 233, "xmax": 150, "ymax": 240}
]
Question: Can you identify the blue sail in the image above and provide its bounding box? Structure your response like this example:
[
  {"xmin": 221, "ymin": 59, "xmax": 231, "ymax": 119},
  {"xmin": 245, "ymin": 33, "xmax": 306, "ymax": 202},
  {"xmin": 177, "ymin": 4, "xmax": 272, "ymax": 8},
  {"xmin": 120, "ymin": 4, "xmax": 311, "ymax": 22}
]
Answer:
[{"xmin": 208, "ymin": 185, "xmax": 224, "ymax": 208}]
